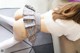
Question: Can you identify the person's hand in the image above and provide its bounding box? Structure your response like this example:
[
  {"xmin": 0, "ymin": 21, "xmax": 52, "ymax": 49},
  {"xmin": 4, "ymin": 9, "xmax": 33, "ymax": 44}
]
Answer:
[
  {"xmin": 14, "ymin": 8, "xmax": 23, "ymax": 20},
  {"xmin": 13, "ymin": 9, "xmax": 28, "ymax": 41}
]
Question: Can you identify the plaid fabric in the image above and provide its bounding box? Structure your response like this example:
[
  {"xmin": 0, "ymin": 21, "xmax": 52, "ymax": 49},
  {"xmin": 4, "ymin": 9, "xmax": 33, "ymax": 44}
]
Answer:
[{"xmin": 23, "ymin": 5, "xmax": 41, "ymax": 44}]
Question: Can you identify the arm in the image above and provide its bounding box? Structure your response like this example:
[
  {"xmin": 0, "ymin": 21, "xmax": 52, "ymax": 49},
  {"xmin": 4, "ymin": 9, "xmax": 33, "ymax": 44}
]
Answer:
[
  {"xmin": 13, "ymin": 8, "xmax": 49, "ymax": 42},
  {"xmin": 14, "ymin": 8, "xmax": 49, "ymax": 33},
  {"xmin": 41, "ymin": 15, "xmax": 49, "ymax": 33}
]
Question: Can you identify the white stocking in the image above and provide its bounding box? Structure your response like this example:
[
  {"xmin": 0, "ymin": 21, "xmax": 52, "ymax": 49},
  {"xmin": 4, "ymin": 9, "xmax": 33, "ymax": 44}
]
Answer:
[{"xmin": 0, "ymin": 15, "xmax": 19, "ymax": 49}]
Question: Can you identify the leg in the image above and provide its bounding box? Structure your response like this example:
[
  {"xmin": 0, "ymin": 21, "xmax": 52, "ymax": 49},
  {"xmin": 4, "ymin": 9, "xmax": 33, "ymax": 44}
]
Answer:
[
  {"xmin": 0, "ymin": 14, "xmax": 15, "ymax": 26},
  {"xmin": 0, "ymin": 15, "xmax": 19, "ymax": 49},
  {"xmin": 0, "ymin": 37, "xmax": 19, "ymax": 49}
]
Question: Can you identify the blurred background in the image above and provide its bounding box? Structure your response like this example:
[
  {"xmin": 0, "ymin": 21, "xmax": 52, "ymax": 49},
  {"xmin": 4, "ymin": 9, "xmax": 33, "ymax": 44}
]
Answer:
[{"xmin": 0, "ymin": 0, "xmax": 68, "ymax": 13}]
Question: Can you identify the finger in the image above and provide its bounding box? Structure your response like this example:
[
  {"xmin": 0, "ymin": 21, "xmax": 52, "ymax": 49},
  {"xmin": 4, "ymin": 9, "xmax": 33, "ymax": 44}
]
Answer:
[
  {"xmin": 14, "ymin": 8, "xmax": 23, "ymax": 21},
  {"xmin": 13, "ymin": 18, "xmax": 28, "ymax": 41}
]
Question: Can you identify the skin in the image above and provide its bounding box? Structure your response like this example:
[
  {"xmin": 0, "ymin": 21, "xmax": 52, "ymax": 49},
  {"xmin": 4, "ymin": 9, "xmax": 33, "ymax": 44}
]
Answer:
[
  {"xmin": 13, "ymin": 2, "xmax": 69, "ymax": 41},
  {"xmin": 13, "ymin": 8, "xmax": 49, "ymax": 41}
]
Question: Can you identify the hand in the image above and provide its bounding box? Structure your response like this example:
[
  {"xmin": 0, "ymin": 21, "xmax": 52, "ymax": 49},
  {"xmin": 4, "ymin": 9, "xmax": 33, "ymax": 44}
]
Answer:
[
  {"xmin": 14, "ymin": 8, "xmax": 23, "ymax": 20},
  {"xmin": 13, "ymin": 9, "xmax": 28, "ymax": 41}
]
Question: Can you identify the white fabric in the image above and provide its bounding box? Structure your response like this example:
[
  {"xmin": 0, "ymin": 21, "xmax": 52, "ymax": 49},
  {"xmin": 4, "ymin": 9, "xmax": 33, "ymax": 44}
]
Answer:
[
  {"xmin": 43, "ymin": 10, "xmax": 65, "ymax": 36},
  {"xmin": 56, "ymin": 19, "xmax": 80, "ymax": 41},
  {"xmin": 44, "ymin": 10, "xmax": 80, "ymax": 41}
]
